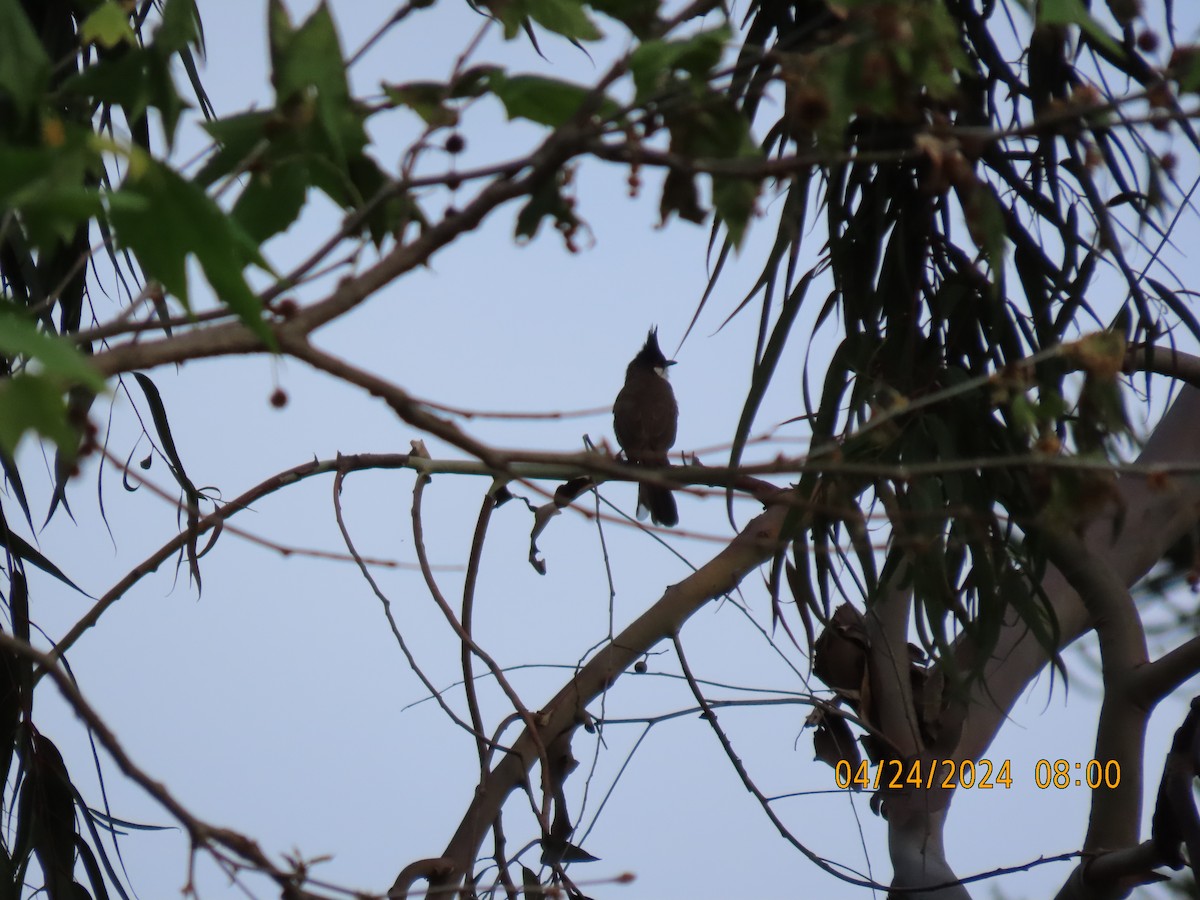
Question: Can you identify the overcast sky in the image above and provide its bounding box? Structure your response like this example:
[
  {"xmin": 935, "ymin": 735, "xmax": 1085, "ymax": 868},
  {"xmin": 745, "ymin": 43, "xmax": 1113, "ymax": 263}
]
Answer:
[{"xmin": 22, "ymin": 1, "xmax": 1200, "ymax": 898}]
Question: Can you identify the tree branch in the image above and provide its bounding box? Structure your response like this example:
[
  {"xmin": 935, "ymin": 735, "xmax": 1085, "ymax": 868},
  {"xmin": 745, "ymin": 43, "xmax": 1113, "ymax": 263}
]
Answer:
[
  {"xmin": 398, "ymin": 503, "xmax": 791, "ymax": 898},
  {"xmin": 2, "ymin": 633, "xmax": 336, "ymax": 898},
  {"xmin": 1029, "ymin": 527, "xmax": 1148, "ymax": 854},
  {"xmin": 1133, "ymin": 634, "xmax": 1200, "ymax": 708},
  {"xmin": 956, "ymin": 386, "xmax": 1200, "ymax": 765}
]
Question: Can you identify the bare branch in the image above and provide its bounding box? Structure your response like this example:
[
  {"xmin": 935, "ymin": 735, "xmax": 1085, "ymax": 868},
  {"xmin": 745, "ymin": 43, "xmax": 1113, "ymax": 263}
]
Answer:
[
  {"xmin": 43, "ymin": 452, "xmax": 417, "ymax": 674},
  {"xmin": 332, "ymin": 466, "xmax": 498, "ymax": 749},
  {"xmin": 670, "ymin": 631, "xmax": 880, "ymax": 888},
  {"xmin": 407, "ymin": 503, "xmax": 790, "ymax": 897},
  {"xmin": 410, "ymin": 467, "xmax": 554, "ymax": 833}
]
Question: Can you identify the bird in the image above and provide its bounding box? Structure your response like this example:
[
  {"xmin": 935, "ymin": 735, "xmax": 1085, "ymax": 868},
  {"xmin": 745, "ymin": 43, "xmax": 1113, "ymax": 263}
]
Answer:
[{"xmin": 613, "ymin": 328, "xmax": 679, "ymax": 527}]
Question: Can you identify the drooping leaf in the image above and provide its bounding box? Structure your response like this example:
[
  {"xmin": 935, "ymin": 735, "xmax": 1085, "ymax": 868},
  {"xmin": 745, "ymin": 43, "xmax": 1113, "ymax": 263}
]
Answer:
[
  {"xmin": 26, "ymin": 734, "xmax": 82, "ymax": 898},
  {"xmin": 711, "ymin": 174, "xmax": 759, "ymax": 249},
  {"xmin": 659, "ymin": 169, "xmax": 706, "ymax": 226},
  {"xmin": 0, "ymin": 524, "xmax": 85, "ymax": 594},
  {"xmin": 132, "ymin": 373, "xmax": 204, "ymax": 588},
  {"xmin": 72, "ymin": 837, "xmax": 112, "ymax": 900},
  {"xmin": 515, "ymin": 173, "xmax": 578, "ymax": 241},
  {"xmin": 813, "ymin": 708, "xmax": 861, "ymax": 771},
  {"xmin": 728, "ymin": 272, "xmax": 814, "ymax": 477},
  {"xmin": 131, "ymin": 374, "xmax": 198, "ymax": 503}
]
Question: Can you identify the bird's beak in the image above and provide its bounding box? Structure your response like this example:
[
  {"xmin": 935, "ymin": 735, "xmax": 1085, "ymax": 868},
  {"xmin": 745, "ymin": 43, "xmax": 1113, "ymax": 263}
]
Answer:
[{"xmin": 666, "ymin": 360, "xmax": 677, "ymax": 367}]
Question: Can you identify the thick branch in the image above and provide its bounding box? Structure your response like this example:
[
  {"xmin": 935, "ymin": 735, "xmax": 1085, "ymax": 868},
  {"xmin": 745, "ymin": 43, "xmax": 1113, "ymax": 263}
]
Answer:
[
  {"xmin": 1031, "ymin": 527, "xmax": 1148, "ymax": 853},
  {"xmin": 1126, "ymin": 345, "xmax": 1200, "ymax": 389},
  {"xmin": 1134, "ymin": 635, "xmax": 1200, "ymax": 708},
  {"xmin": 865, "ymin": 532, "xmax": 922, "ymax": 758},
  {"xmin": 864, "ymin": 571, "xmax": 972, "ymax": 897},
  {"xmin": 944, "ymin": 387, "xmax": 1200, "ymax": 897}
]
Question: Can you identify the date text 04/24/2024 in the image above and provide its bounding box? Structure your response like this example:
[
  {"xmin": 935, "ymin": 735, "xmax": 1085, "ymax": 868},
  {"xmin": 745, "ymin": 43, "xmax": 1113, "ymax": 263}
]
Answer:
[{"xmin": 833, "ymin": 758, "xmax": 1122, "ymax": 791}]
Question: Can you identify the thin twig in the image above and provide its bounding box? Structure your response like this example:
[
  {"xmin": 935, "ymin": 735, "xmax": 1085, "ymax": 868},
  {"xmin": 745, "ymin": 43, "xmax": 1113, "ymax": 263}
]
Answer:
[
  {"xmin": 410, "ymin": 471, "xmax": 554, "ymax": 833},
  {"xmin": 669, "ymin": 631, "xmax": 875, "ymax": 886},
  {"xmin": 43, "ymin": 452, "xmax": 419, "ymax": 676},
  {"xmin": 462, "ymin": 489, "xmax": 499, "ymax": 767},
  {"xmin": 332, "ymin": 465, "xmax": 499, "ymax": 749}
]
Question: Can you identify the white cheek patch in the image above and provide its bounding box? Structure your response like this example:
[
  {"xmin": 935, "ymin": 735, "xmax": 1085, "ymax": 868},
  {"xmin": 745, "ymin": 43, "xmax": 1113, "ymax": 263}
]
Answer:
[{"xmin": 655, "ymin": 366, "xmax": 670, "ymax": 379}]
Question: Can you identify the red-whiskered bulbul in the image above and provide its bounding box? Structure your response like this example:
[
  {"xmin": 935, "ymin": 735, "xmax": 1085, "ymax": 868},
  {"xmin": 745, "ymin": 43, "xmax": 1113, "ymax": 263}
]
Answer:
[{"xmin": 613, "ymin": 328, "xmax": 679, "ymax": 527}]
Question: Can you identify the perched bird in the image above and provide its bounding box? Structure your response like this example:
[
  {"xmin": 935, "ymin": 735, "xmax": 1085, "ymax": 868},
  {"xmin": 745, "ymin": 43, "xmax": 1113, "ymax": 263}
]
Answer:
[{"xmin": 613, "ymin": 328, "xmax": 679, "ymax": 527}]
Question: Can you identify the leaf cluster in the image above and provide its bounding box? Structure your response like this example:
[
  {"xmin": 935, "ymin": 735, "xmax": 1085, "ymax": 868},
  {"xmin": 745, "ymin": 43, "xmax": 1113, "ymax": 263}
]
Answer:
[{"xmin": 712, "ymin": 0, "xmax": 1193, "ymax": 682}]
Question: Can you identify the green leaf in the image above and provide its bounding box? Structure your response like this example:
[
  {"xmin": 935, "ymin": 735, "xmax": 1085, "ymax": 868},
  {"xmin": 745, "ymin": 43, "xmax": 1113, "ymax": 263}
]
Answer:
[
  {"xmin": 267, "ymin": 0, "xmax": 296, "ymax": 78},
  {"xmin": 196, "ymin": 111, "xmax": 273, "ymax": 186},
  {"xmin": 1035, "ymin": 0, "xmax": 1122, "ymax": 56},
  {"xmin": 345, "ymin": 154, "xmax": 419, "ymax": 246},
  {"xmin": 520, "ymin": 0, "xmax": 603, "ymax": 42},
  {"xmin": 712, "ymin": 175, "xmax": 759, "ymax": 249},
  {"xmin": 0, "ymin": 0, "xmax": 51, "ymax": 119},
  {"xmin": 62, "ymin": 47, "xmax": 188, "ymax": 147},
  {"xmin": 0, "ymin": 312, "xmax": 105, "ymax": 391},
  {"xmin": 273, "ymin": 2, "xmax": 348, "ymax": 104},
  {"xmin": 489, "ymin": 73, "xmax": 617, "ymax": 127},
  {"xmin": 515, "ymin": 174, "xmax": 577, "ymax": 241},
  {"xmin": 728, "ymin": 273, "xmax": 813, "ymax": 477},
  {"xmin": 629, "ymin": 26, "xmax": 729, "ymax": 100},
  {"xmin": 1172, "ymin": 47, "xmax": 1200, "ymax": 94},
  {"xmin": 0, "ymin": 141, "xmax": 104, "ymax": 249},
  {"xmin": 80, "ymin": 2, "xmax": 136, "ymax": 49},
  {"xmin": 155, "ymin": 0, "xmax": 200, "ymax": 54},
  {"xmin": 588, "ymin": 0, "xmax": 660, "ymax": 38},
  {"xmin": 960, "ymin": 180, "xmax": 1007, "ymax": 274},
  {"xmin": 0, "ymin": 375, "xmax": 76, "ymax": 456},
  {"xmin": 1, "ymin": 526, "xmax": 85, "ymax": 593},
  {"xmin": 109, "ymin": 157, "xmax": 275, "ymax": 346},
  {"xmin": 383, "ymin": 82, "xmax": 458, "ymax": 127},
  {"xmin": 269, "ymin": 0, "xmax": 363, "ymax": 162},
  {"xmin": 232, "ymin": 161, "xmax": 309, "ymax": 242},
  {"xmin": 450, "ymin": 65, "xmax": 501, "ymax": 99}
]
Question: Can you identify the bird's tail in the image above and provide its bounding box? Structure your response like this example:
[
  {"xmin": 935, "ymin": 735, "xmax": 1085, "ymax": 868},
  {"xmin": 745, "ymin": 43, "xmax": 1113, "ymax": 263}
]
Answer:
[{"xmin": 638, "ymin": 484, "xmax": 678, "ymax": 527}]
